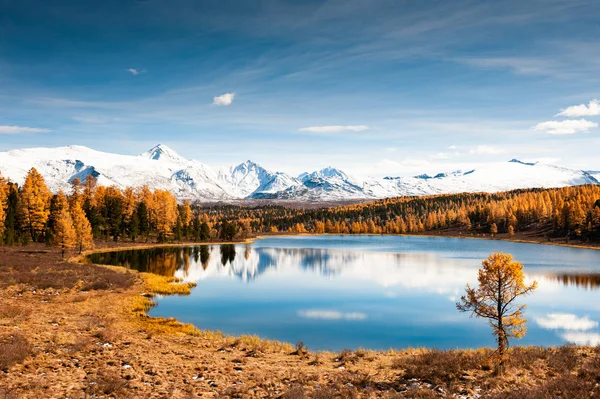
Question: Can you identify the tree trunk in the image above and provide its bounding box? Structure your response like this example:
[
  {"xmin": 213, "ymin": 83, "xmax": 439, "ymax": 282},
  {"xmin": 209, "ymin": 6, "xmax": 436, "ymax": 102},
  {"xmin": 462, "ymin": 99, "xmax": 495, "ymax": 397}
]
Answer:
[{"xmin": 496, "ymin": 275, "xmax": 505, "ymax": 376}]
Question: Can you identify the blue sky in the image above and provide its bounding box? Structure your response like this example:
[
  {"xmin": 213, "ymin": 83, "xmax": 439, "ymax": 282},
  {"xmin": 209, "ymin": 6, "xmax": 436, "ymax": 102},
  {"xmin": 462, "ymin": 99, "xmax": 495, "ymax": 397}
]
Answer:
[{"xmin": 1, "ymin": 0, "xmax": 599, "ymax": 177}]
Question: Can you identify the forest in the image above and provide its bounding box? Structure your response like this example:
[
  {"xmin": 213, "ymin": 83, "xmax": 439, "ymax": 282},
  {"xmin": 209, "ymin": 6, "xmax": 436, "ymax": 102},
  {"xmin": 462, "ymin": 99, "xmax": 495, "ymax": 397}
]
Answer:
[{"xmin": 1, "ymin": 168, "xmax": 600, "ymax": 249}]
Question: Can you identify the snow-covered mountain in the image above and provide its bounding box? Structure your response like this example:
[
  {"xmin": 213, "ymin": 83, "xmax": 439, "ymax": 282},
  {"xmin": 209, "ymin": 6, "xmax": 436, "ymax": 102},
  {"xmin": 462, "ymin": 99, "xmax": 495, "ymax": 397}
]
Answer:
[{"xmin": 0, "ymin": 144, "xmax": 597, "ymax": 202}]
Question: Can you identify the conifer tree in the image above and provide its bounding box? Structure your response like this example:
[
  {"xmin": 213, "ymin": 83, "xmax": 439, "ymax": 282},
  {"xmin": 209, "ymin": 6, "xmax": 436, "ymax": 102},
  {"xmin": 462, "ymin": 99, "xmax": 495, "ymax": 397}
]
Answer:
[
  {"xmin": 457, "ymin": 253, "xmax": 537, "ymax": 375},
  {"xmin": 71, "ymin": 202, "xmax": 94, "ymax": 253},
  {"xmin": 19, "ymin": 168, "xmax": 51, "ymax": 242},
  {"xmin": 0, "ymin": 172, "xmax": 7, "ymax": 238},
  {"xmin": 507, "ymin": 225, "xmax": 515, "ymax": 238},
  {"xmin": 3, "ymin": 183, "xmax": 20, "ymax": 245},
  {"xmin": 490, "ymin": 223, "xmax": 498, "ymax": 237},
  {"xmin": 53, "ymin": 208, "xmax": 76, "ymax": 258},
  {"xmin": 69, "ymin": 177, "xmax": 82, "ymax": 209},
  {"xmin": 136, "ymin": 201, "xmax": 150, "ymax": 241}
]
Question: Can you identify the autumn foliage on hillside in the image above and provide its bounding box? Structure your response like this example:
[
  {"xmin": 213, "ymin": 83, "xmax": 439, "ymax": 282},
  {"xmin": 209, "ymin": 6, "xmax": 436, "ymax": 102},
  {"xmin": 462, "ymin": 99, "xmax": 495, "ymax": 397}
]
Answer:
[
  {"xmin": 202, "ymin": 185, "xmax": 600, "ymax": 241},
  {"xmin": 1, "ymin": 168, "xmax": 599, "ymax": 246}
]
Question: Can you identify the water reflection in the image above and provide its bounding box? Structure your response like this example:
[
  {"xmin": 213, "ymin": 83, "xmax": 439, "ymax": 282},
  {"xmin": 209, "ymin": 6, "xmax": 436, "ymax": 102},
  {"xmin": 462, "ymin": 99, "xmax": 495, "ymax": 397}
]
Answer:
[
  {"xmin": 87, "ymin": 244, "xmax": 600, "ymax": 291},
  {"xmin": 549, "ymin": 274, "xmax": 600, "ymax": 290},
  {"xmin": 86, "ymin": 236, "xmax": 600, "ymax": 350}
]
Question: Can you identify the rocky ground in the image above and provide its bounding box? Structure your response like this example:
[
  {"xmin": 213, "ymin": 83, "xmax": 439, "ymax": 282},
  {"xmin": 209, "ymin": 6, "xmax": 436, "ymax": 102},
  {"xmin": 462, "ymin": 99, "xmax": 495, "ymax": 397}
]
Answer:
[{"xmin": 1, "ymin": 243, "xmax": 600, "ymax": 398}]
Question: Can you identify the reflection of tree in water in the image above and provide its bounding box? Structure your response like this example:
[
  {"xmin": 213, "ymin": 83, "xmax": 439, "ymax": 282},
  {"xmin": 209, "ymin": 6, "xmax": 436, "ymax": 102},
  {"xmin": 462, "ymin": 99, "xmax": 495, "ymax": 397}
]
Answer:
[
  {"xmin": 549, "ymin": 274, "xmax": 600, "ymax": 290},
  {"xmin": 200, "ymin": 246, "xmax": 211, "ymax": 270},
  {"xmin": 244, "ymin": 245, "xmax": 251, "ymax": 260},
  {"xmin": 220, "ymin": 244, "xmax": 236, "ymax": 266}
]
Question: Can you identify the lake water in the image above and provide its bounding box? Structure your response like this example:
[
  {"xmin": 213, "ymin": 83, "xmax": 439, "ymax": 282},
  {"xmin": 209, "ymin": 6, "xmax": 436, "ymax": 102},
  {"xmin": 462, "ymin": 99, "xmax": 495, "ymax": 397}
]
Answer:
[{"xmin": 87, "ymin": 235, "xmax": 600, "ymax": 351}]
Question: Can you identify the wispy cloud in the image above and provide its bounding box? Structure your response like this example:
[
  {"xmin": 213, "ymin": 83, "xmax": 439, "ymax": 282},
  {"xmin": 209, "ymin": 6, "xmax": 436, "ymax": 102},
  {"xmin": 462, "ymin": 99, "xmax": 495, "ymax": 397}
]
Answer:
[
  {"xmin": 0, "ymin": 125, "xmax": 51, "ymax": 134},
  {"xmin": 299, "ymin": 125, "xmax": 369, "ymax": 133},
  {"xmin": 532, "ymin": 119, "xmax": 598, "ymax": 135},
  {"xmin": 469, "ymin": 145, "xmax": 505, "ymax": 155},
  {"xmin": 556, "ymin": 99, "xmax": 600, "ymax": 117},
  {"xmin": 457, "ymin": 57, "xmax": 566, "ymax": 77},
  {"xmin": 536, "ymin": 313, "xmax": 598, "ymax": 331},
  {"xmin": 126, "ymin": 68, "xmax": 146, "ymax": 75},
  {"xmin": 297, "ymin": 309, "xmax": 367, "ymax": 321},
  {"xmin": 431, "ymin": 151, "xmax": 460, "ymax": 160},
  {"xmin": 212, "ymin": 92, "xmax": 235, "ymax": 106},
  {"xmin": 72, "ymin": 116, "xmax": 116, "ymax": 124}
]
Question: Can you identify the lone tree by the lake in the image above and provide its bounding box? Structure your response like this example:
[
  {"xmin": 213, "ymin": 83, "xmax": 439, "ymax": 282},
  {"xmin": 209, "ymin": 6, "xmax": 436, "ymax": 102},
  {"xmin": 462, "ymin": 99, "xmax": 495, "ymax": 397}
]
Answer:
[{"xmin": 456, "ymin": 252, "xmax": 537, "ymax": 375}]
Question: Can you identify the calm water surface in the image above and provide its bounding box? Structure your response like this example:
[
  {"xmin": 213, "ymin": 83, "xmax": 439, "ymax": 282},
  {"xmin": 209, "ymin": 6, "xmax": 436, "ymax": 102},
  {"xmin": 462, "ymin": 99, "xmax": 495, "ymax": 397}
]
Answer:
[{"xmin": 88, "ymin": 236, "xmax": 600, "ymax": 351}]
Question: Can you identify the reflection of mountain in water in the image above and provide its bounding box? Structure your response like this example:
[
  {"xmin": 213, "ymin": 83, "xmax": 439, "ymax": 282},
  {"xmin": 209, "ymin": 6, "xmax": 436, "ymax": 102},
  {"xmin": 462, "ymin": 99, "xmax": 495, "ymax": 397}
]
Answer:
[
  {"xmin": 174, "ymin": 246, "xmax": 484, "ymax": 296},
  {"xmin": 88, "ymin": 244, "xmax": 600, "ymax": 291}
]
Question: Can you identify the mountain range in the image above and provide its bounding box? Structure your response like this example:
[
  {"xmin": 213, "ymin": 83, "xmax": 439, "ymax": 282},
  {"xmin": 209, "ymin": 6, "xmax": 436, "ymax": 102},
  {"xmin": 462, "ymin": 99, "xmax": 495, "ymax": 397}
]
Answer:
[{"xmin": 0, "ymin": 144, "xmax": 597, "ymax": 202}]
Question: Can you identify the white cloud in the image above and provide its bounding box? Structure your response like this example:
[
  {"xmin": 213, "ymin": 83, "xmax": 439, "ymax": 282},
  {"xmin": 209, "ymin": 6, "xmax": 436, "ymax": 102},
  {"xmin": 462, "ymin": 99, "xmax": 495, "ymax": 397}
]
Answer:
[
  {"xmin": 562, "ymin": 332, "xmax": 600, "ymax": 346},
  {"xmin": 532, "ymin": 119, "xmax": 598, "ymax": 135},
  {"xmin": 556, "ymin": 99, "xmax": 600, "ymax": 117},
  {"xmin": 431, "ymin": 151, "xmax": 460, "ymax": 160},
  {"xmin": 0, "ymin": 125, "xmax": 51, "ymax": 134},
  {"xmin": 469, "ymin": 145, "xmax": 505, "ymax": 155},
  {"xmin": 536, "ymin": 313, "xmax": 598, "ymax": 331},
  {"xmin": 212, "ymin": 92, "xmax": 235, "ymax": 106},
  {"xmin": 297, "ymin": 309, "xmax": 367, "ymax": 321},
  {"xmin": 126, "ymin": 68, "xmax": 146, "ymax": 75},
  {"xmin": 299, "ymin": 125, "xmax": 369, "ymax": 133}
]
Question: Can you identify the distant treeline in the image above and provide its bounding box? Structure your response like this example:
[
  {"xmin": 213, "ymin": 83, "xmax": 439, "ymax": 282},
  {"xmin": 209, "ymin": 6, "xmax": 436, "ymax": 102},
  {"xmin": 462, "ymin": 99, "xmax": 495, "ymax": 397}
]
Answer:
[
  {"xmin": 1, "ymin": 168, "xmax": 599, "ymax": 247},
  {"xmin": 200, "ymin": 185, "xmax": 600, "ymax": 241}
]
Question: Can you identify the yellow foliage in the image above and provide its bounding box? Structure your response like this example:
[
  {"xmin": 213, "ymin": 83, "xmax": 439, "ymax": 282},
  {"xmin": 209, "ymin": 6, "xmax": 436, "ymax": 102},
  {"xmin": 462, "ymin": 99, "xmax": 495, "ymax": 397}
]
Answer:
[
  {"xmin": 53, "ymin": 208, "xmax": 76, "ymax": 257},
  {"xmin": 141, "ymin": 272, "xmax": 197, "ymax": 295},
  {"xmin": 0, "ymin": 172, "xmax": 7, "ymax": 237},
  {"xmin": 457, "ymin": 252, "xmax": 537, "ymax": 374},
  {"xmin": 71, "ymin": 202, "xmax": 94, "ymax": 253},
  {"xmin": 19, "ymin": 167, "xmax": 51, "ymax": 241}
]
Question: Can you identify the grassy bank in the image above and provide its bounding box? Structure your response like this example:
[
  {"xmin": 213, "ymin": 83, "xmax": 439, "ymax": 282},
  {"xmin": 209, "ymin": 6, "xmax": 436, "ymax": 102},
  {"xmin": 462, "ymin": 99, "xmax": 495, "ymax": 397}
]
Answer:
[{"xmin": 1, "ymin": 243, "xmax": 600, "ymax": 398}]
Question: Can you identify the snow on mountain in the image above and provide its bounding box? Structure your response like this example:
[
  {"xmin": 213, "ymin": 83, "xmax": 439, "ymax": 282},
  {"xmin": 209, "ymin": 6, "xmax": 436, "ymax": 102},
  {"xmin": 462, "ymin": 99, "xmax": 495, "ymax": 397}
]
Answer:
[
  {"xmin": 0, "ymin": 145, "xmax": 597, "ymax": 202},
  {"xmin": 141, "ymin": 144, "xmax": 187, "ymax": 164},
  {"xmin": 274, "ymin": 167, "xmax": 366, "ymax": 201},
  {"xmin": 218, "ymin": 160, "xmax": 301, "ymax": 198}
]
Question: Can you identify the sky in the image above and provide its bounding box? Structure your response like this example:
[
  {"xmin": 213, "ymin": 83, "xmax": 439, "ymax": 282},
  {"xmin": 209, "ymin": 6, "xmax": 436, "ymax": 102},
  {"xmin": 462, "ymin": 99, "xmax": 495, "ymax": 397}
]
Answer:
[{"xmin": 1, "ymin": 0, "xmax": 600, "ymax": 177}]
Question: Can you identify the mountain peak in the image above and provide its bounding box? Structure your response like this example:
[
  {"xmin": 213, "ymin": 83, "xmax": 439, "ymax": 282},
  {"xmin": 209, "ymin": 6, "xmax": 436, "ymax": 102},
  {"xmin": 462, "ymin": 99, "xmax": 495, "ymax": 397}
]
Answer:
[
  {"xmin": 142, "ymin": 144, "xmax": 185, "ymax": 163},
  {"xmin": 509, "ymin": 159, "xmax": 538, "ymax": 166}
]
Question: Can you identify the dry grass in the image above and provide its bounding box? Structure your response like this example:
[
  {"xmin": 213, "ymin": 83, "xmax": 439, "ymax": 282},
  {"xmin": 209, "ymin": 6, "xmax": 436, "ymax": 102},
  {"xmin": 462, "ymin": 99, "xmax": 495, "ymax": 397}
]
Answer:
[
  {"xmin": 140, "ymin": 272, "xmax": 197, "ymax": 295},
  {"xmin": 0, "ymin": 246, "xmax": 135, "ymax": 292},
  {"xmin": 0, "ymin": 334, "xmax": 31, "ymax": 372},
  {"xmin": 85, "ymin": 369, "xmax": 129, "ymax": 396},
  {"xmin": 3, "ymin": 243, "xmax": 600, "ymax": 398}
]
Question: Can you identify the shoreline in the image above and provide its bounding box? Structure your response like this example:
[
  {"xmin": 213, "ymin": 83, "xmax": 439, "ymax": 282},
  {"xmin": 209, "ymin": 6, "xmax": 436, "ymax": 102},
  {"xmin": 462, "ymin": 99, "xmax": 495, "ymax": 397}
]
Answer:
[
  {"xmin": 70, "ymin": 231, "xmax": 600, "ymax": 355},
  {"xmin": 2, "ymin": 241, "xmax": 600, "ymax": 396},
  {"xmin": 72, "ymin": 231, "xmax": 600, "ymax": 264}
]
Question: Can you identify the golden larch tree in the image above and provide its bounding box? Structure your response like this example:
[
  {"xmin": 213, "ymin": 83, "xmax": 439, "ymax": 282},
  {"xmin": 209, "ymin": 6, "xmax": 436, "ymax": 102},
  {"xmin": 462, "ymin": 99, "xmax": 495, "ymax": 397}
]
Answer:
[
  {"xmin": 0, "ymin": 171, "xmax": 7, "ymax": 237},
  {"xmin": 53, "ymin": 208, "xmax": 76, "ymax": 258},
  {"xmin": 153, "ymin": 190, "xmax": 178, "ymax": 241},
  {"xmin": 71, "ymin": 202, "xmax": 94, "ymax": 253},
  {"xmin": 456, "ymin": 252, "xmax": 537, "ymax": 375},
  {"xmin": 19, "ymin": 168, "xmax": 52, "ymax": 241}
]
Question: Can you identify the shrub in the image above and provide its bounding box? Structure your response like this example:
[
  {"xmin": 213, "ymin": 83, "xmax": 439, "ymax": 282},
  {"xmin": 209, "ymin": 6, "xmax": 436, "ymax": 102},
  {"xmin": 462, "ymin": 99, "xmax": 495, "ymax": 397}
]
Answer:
[{"xmin": 0, "ymin": 334, "xmax": 31, "ymax": 371}]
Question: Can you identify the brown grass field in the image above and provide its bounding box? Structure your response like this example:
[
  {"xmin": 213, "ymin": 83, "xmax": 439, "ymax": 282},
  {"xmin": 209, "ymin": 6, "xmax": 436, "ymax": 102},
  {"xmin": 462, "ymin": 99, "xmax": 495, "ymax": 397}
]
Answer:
[{"xmin": 1, "ymin": 241, "xmax": 600, "ymax": 398}]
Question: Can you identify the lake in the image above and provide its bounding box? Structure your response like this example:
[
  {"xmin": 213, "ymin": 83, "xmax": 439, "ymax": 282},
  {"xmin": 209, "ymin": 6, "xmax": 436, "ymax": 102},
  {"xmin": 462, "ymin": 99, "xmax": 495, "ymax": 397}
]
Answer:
[{"xmin": 87, "ymin": 235, "xmax": 600, "ymax": 351}]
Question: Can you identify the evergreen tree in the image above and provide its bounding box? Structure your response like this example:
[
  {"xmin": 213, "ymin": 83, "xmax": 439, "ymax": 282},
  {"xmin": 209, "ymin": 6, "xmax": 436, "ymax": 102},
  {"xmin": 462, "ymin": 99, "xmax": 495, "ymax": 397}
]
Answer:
[
  {"xmin": 200, "ymin": 222, "xmax": 210, "ymax": 241},
  {"xmin": 219, "ymin": 220, "xmax": 237, "ymax": 241},
  {"xmin": 136, "ymin": 201, "xmax": 150, "ymax": 242},
  {"xmin": 3, "ymin": 183, "xmax": 20, "ymax": 245}
]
